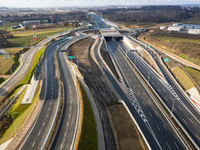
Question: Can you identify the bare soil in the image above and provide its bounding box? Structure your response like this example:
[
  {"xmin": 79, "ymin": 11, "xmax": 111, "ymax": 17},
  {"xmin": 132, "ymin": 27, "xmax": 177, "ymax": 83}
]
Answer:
[
  {"xmin": 107, "ymin": 104, "xmax": 148, "ymax": 150},
  {"xmin": 69, "ymin": 37, "xmax": 147, "ymax": 150}
]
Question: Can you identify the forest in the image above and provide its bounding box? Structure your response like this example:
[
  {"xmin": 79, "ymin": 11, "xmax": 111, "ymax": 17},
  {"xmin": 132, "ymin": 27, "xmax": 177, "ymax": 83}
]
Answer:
[{"xmin": 97, "ymin": 6, "xmax": 200, "ymax": 23}]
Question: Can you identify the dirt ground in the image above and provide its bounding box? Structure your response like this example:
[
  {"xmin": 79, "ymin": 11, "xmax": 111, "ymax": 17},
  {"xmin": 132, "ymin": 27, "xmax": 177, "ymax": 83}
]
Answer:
[
  {"xmin": 69, "ymin": 37, "xmax": 147, "ymax": 150},
  {"xmin": 107, "ymin": 104, "xmax": 148, "ymax": 150}
]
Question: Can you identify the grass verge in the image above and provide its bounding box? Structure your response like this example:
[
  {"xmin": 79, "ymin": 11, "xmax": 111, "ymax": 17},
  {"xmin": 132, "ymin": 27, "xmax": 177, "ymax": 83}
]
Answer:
[
  {"xmin": 78, "ymin": 86, "xmax": 97, "ymax": 150},
  {"xmin": 16, "ymin": 47, "xmax": 45, "ymax": 88},
  {"xmin": 172, "ymin": 67, "xmax": 194, "ymax": 91},
  {"xmin": 185, "ymin": 67, "xmax": 200, "ymax": 87},
  {"xmin": 0, "ymin": 78, "xmax": 5, "ymax": 84},
  {"xmin": 0, "ymin": 46, "xmax": 45, "ymax": 144},
  {"xmin": 0, "ymin": 85, "xmax": 40, "ymax": 144}
]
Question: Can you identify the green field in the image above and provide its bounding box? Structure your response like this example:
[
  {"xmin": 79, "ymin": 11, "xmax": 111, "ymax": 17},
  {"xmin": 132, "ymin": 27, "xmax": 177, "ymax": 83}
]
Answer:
[
  {"xmin": 152, "ymin": 36, "xmax": 200, "ymax": 45},
  {"xmin": 185, "ymin": 67, "xmax": 200, "ymax": 87},
  {"xmin": 185, "ymin": 20, "xmax": 200, "ymax": 25},
  {"xmin": 172, "ymin": 67, "xmax": 194, "ymax": 91},
  {"xmin": 0, "ymin": 22, "xmax": 21, "ymax": 32},
  {"xmin": 78, "ymin": 86, "xmax": 97, "ymax": 150},
  {"xmin": 7, "ymin": 28, "xmax": 68, "ymax": 47}
]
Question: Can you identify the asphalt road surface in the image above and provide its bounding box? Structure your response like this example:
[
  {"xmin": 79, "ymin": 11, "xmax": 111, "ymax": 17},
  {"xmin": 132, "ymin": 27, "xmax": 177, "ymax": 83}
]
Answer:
[
  {"xmin": 50, "ymin": 44, "xmax": 79, "ymax": 150},
  {"xmin": 20, "ymin": 39, "xmax": 68, "ymax": 150},
  {"xmin": 105, "ymin": 40, "xmax": 186, "ymax": 149},
  {"xmin": 117, "ymin": 39, "xmax": 200, "ymax": 148}
]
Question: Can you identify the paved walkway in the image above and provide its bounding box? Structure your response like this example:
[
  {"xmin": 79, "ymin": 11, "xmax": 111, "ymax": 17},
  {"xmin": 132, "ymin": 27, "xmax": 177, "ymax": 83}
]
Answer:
[{"xmin": 187, "ymin": 87, "xmax": 200, "ymax": 108}]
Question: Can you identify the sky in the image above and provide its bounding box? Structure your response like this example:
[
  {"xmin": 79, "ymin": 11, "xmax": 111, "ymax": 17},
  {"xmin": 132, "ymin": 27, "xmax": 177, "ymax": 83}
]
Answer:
[{"xmin": 1, "ymin": 0, "xmax": 200, "ymax": 8}]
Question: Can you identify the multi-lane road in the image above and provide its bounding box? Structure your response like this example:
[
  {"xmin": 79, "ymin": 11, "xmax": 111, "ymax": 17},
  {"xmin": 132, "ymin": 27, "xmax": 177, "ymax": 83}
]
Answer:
[
  {"xmin": 90, "ymin": 14, "xmax": 109, "ymax": 29},
  {"xmin": 104, "ymin": 40, "xmax": 186, "ymax": 149},
  {"xmin": 20, "ymin": 39, "xmax": 67, "ymax": 150},
  {"xmin": 19, "ymin": 38, "xmax": 79, "ymax": 150},
  {"xmin": 50, "ymin": 43, "xmax": 79, "ymax": 150},
  {"xmin": 116, "ymin": 39, "xmax": 200, "ymax": 148}
]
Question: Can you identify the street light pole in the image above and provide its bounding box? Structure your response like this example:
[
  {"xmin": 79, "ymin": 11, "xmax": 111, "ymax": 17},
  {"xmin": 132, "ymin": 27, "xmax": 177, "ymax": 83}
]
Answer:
[
  {"xmin": 148, "ymin": 72, "xmax": 150, "ymax": 83},
  {"xmin": 171, "ymin": 99, "xmax": 175, "ymax": 118},
  {"xmin": 12, "ymin": 112, "xmax": 18, "ymax": 136}
]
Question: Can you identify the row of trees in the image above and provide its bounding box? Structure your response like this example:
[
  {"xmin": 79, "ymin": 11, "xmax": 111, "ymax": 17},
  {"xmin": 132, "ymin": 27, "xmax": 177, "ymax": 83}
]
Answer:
[{"xmin": 98, "ymin": 6, "xmax": 200, "ymax": 23}]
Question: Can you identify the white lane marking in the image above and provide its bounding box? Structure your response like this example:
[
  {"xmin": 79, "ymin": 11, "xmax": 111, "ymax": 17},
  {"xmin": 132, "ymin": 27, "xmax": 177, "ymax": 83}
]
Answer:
[
  {"xmin": 163, "ymin": 89, "xmax": 165, "ymax": 92},
  {"xmin": 174, "ymin": 142, "xmax": 179, "ymax": 149},
  {"xmin": 178, "ymin": 106, "xmax": 182, "ymax": 111},
  {"xmin": 52, "ymin": 91, "xmax": 53, "ymax": 94},
  {"xmin": 50, "ymin": 102, "xmax": 52, "ymax": 104},
  {"xmin": 182, "ymin": 119, "xmax": 187, "ymax": 124},
  {"xmin": 51, "ymin": 96, "xmax": 53, "ymax": 99},
  {"xmin": 149, "ymin": 112, "xmax": 152, "ymax": 117},
  {"xmin": 67, "ymin": 122, "xmax": 69, "ymax": 126},
  {"xmin": 166, "ymin": 142, "xmax": 171, "ymax": 150},
  {"xmin": 69, "ymin": 114, "xmax": 71, "ymax": 117},
  {"xmin": 189, "ymin": 118, "xmax": 194, "ymax": 124},
  {"xmin": 156, "ymin": 125, "xmax": 160, "ymax": 131},
  {"xmin": 60, "ymin": 143, "xmax": 63, "ymax": 149},
  {"xmin": 138, "ymin": 92, "xmax": 140, "ymax": 96},
  {"xmin": 38, "ymin": 131, "xmax": 41, "ymax": 136},
  {"xmin": 70, "ymin": 106, "xmax": 71, "ymax": 110},
  {"xmin": 64, "ymin": 132, "xmax": 67, "ymax": 136},
  {"xmin": 32, "ymin": 142, "xmax": 35, "ymax": 147},
  {"xmin": 46, "ymin": 114, "xmax": 48, "ymax": 118},
  {"xmin": 195, "ymin": 134, "xmax": 200, "ymax": 141},
  {"xmin": 133, "ymin": 85, "xmax": 136, "ymax": 88},
  {"xmin": 143, "ymin": 101, "xmax": 145, "ymax": 105},
  {"xmin": 155, "ymin": 111, "xmax": 158, "ymax": 116},
  {"xmin": 158, "ymin": 89, "xmax": 160, "ymax": 92},
  {"xmin": 42, "ymin": 122, "xmax": 45, "ymax": 126},
  {"xmin": 138, "ymin": 85, "xmax": 140, "ymax": 88},
  {"xmin": 149, "ymin": 101, "xmax": 151, "ymax": 105},
  {"xmin": 52, "ymin": 87, "xmax": 53, "ymax": 90},
  {"xmin": 143, "ymin": 92, "xmax": 145, "ymax": 95},
  {"xmin": 48, "ymin": 107, "xmax": 50, "ymax": 111},
  {"xmin": 164, "ymin": 97, "xmax": 168, "ymax": 100},
  {"xmin": 163, "ymin": 125, "xmax": 167, "ymax": 131},
  {"xmin": 152, "ymin": 82, "xmax": 155, "ymax": 85}
]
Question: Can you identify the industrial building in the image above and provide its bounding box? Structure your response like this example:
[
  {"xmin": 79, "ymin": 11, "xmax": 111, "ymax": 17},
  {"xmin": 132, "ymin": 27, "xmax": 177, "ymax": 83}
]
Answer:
[{"xmin": 160, "ymin": 23, "xmax": 200, "ymax": 35}]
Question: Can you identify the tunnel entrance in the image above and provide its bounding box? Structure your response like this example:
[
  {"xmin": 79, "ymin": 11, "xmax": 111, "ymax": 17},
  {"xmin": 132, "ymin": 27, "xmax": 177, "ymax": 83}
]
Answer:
[
  {"xmin": 104, "ymin": 36, "xmax": 124, "ymax": 41},
  {"xmin": 104, "ymin": 37, "xmax": 113, "ymax": 41},
  {"xmin": 114, "ymin": 37, "xmax": 123, "ymax": 41}
]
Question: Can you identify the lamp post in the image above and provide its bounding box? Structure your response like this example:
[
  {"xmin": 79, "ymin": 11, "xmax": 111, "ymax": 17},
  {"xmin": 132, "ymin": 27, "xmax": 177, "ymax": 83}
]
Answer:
[
  {"xmin": 171, "ymin": 99, "xmax": 175, "ymax": 118},
  {"xmin": 12, "ymin": 112, "xmax": 18, "ymax": 136}
]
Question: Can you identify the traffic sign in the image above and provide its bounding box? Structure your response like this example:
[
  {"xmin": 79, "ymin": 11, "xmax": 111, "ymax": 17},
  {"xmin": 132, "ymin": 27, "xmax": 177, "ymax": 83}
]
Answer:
[
  {"xmin": 164, "ymin": 59, "xmax": 169, "ymax": 61},
  {"xmin": 66, "ymin": 37, "xmax": 72, "ymax": 40},
  {"xmin": 147, "ymin": 45, "xmax": 151, "ymax": 47},
  {"xmin": 68, "ymin": 56, "xmax": 75, "ymax": 59}
]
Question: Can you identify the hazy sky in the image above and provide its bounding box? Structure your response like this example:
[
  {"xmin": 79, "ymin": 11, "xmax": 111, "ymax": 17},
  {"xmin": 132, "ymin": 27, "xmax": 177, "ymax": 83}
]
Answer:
[{"xmin": 1, "ymin": 0, "xmax": 200, "ymax": 8}]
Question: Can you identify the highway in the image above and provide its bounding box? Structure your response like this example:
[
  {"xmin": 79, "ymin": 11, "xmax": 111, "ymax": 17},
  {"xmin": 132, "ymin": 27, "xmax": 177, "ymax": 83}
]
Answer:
[
  {"xmin": 20, "ymin": 39, "xmax": 68, "ymax": 150},
  {"xmin": 0, "ymin": 31, "xmax": 71, "ymax": 101},
  {"xmin": 90, "ymin": 14, "xmax": 109, "ymax": 29},
  {"xmin": 50, "ymin": 43, "xmax": 79, "ymax": 150},
  {"xmin": 105, "ymin": 40, "xmax": 186, "ymax": 149},
  {"xmin": 93, "ymin": 39, "xmax": 185, "ymax": 149},
  {"xmin": 116, "ymin": 39, "xmax": 200, "ymax": 148}
]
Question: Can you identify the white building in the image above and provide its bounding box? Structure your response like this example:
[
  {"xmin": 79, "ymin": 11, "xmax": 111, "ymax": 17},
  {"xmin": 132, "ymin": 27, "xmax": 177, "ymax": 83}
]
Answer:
[
  {"xmin": 188, "ymin": 29, "xmax": 200, "ymax": 35},
  {"xmin": 160, "ymin": 26, "xmax": 167, "ymax": 30},
  {"xmin": 167, "ymin": 26, "xmax": 184, "ymax": 32}
]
